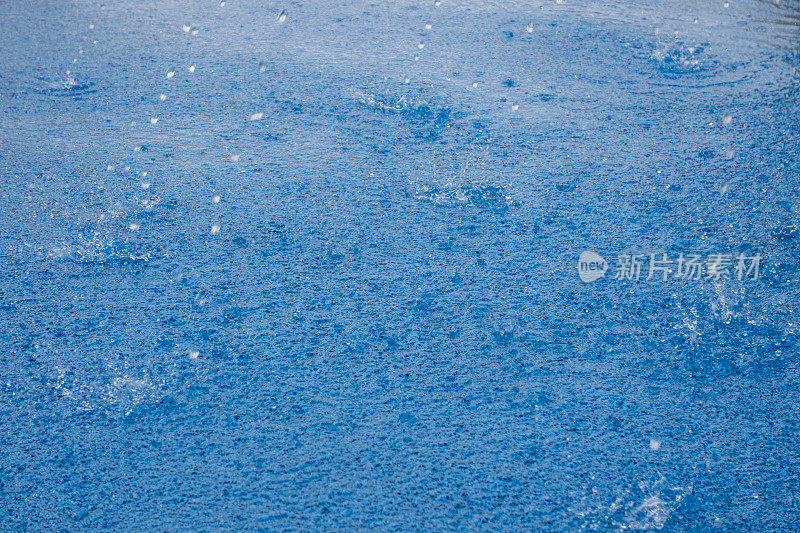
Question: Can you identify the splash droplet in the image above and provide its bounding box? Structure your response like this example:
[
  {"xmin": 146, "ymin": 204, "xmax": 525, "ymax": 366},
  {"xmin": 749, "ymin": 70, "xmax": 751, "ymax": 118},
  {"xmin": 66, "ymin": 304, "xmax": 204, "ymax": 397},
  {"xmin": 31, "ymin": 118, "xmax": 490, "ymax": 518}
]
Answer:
[
  {"xmin": 277, "ymin": 10, "xmax": 287, "ymax": 23},
  {"xmin": 128, "ymin": 223, "xmax": 141, "ymax": 231},
  {"xmin": 526, "ymin": 22, "xmax": 534, "ymax": 33},
  {"xmin": 166, "ymin": 68, "xmax": 176, "ymax": 78},
  {"xmin": 211, "ymin": 224, "xmax": 221, "ymax": 235},
  {"xmin": 189, "ymin": 64, "xmax": 196, "ymax": 73},
  {"xmin": 212, "ymin": 194, "xmax": 221, "ymax": 203},
  {"xmin": 249, "ymin": 112, "xmax": 264, "ymax": 121}
]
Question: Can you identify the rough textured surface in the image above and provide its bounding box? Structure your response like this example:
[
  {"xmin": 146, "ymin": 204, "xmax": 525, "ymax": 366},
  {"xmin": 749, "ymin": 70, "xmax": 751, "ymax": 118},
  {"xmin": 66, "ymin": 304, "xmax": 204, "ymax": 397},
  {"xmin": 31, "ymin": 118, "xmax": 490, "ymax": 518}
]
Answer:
[{"xmin": 0, "ymin": 0, "xmax": 798, "ymax": 530}]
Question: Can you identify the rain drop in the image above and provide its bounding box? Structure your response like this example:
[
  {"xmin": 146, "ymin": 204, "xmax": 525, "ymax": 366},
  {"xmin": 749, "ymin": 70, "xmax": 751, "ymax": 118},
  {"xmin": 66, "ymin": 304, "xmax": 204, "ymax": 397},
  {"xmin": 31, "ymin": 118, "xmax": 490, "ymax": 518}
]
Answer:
[{"xmin": 277, "ymin": 10, "xmax": 287, "ymax": 23}]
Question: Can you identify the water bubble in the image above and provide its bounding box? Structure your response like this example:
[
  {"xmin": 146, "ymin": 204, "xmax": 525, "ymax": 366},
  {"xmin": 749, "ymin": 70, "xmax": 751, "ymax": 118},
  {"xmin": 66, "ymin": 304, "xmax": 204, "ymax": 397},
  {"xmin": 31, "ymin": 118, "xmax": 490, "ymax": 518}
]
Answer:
[
  {"xmin": 526, "ymin": 22, "xmax": 534, "ymax": 32},
  {"xmin": 211, "ymin": 224, "xmax": 221, "ymax": 235},
  {"xmin": 277, "ymin": 10, "xmax": 287, "ymax": 23},
  {"xmin": 212, "ymin": 194, "xmax": 221, "ymax": 203},
  {"xmin": 128, "ymin": 223, "xmax": 140, "ymax": 231},
  {"xmin": 166, "ymin": 68, "xmax": 176, "ymax": 78},
  {"xmin": 248, "ymin": 112, "xmax": 264, "ymax": 121}
]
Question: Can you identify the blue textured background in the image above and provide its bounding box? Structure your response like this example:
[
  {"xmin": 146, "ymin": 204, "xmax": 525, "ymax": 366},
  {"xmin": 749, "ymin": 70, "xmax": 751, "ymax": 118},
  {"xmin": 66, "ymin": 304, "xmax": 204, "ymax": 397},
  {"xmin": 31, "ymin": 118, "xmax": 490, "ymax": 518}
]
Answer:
[{"xmin": 1, "ymin": 0, "xmax": 799, "ymax": 530}]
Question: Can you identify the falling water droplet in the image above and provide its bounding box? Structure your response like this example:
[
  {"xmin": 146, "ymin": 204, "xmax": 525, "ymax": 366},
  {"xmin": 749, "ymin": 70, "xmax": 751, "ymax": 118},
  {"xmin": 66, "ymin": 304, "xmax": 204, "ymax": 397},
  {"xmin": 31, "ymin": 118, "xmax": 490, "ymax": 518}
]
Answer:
[
  {"xmin": 230, "ymin": 154, "xmax": 241, "ymax": 162},
  {"xmin": 189, "ymin": 350, "xmax": 199, "ymax": 359},
  {"xmin": 211, "ymin": 224, "xmax": 221, "ymax": 235},
  {"xmin": 141, "ymin": 182, "xmax": 151, "ymax": 189},
  {"xmin": 722, "ymin": 114, "xmax": 732, "ymax": 125},
  {"xmin": 425, "ymin": 23, "xmax": 432, "ymax": 30},
  {"xmin": 159, "ymin": 93, "xmax": 167, "ymax": 101},
  {"xmin": 277, "ymin": 10, "xmax": 287, "ymax": 23},
  {"xmin": 191, "ymin": 28, "xmax": 198, "ymax": 35},
  {"xmin": 166, "ymin": 68, "xmax": 176, "ymax": 78},
  {"xmin": 511, "ymin": 104, "xmax": 519, "ymax": 111},
  {"xmin": 189, "ymin": 64, "xmax": 196, "ymax": 73},
  {"xmin": 182, "ymin": 24, "xmax": 191, "ymax": 33},
  {"xmin": 526, "ymin": 22, "xmax": 534, "ymax": 32},
  {"xmin": 418, "ymin": 43, "xmax": 425, "ymax": 50},
  {"xmin": 128, "ymin": 223, "xmax": 141, "ymax": 231},
  {"xmin": 212, "ymin": 195, "xmax": 221, "ymax": 203},
  {"xmin": 249, "ymin": 112, "xmax": 264, "ymax": 121},
  {"xmin": 649, "ymin": 438, "xmax": 661, "ymax": 451},
  {"xmin": 472, "ymin": 82, "xmax": 478, "ymax": 88},
  {"xmin": 149, "ymin": 117, "xmax": 159, "ymax": 124},
  {"xmin": 89, "ymin": 24, "xmax": 95, "ymax": 29}
]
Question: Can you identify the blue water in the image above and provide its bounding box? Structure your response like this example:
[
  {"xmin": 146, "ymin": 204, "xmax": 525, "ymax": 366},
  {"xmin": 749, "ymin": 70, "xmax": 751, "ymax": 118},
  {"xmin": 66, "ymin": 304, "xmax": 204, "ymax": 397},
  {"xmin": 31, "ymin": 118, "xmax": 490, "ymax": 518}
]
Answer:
[{"xmin": 1, "ymin": 0, "xmax": 799, "ymax": 530}]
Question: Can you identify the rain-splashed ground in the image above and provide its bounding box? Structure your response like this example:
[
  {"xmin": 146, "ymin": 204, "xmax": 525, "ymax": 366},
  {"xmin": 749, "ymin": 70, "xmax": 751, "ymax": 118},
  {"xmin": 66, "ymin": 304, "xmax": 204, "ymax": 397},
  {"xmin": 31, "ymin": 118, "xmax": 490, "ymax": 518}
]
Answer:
[{"xmin": 0, "ymin": 0, "xmax": 799, "ymax": 530}]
